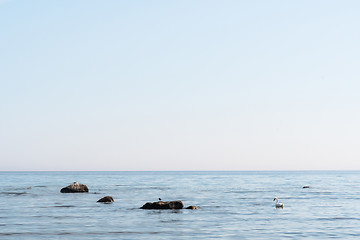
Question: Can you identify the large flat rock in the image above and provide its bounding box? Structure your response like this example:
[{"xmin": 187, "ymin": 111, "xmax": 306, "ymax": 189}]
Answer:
[{"xmin": 141, "ymin": 200, "xmax": 184, "ymax": 209}]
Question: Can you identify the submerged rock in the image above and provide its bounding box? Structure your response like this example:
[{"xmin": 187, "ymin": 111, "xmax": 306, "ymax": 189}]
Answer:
[
  {"xmin": 97, "ymin": 196, "xmax": 114, "ymax": 203},
  {"xmin": 186, "ymin": 205, "xmax": 199, "ymax": 210},
  {"xmin": 60, "ymin": 182, "xmax": 89, "ymax": 193},
  {"xmin": 141, "ymin": 200, "xmax": 184, "ymax": 209}
]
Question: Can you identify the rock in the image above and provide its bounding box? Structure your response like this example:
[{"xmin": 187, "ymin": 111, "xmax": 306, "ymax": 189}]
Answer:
[
  {"xmin": 60, "ymin": 182, "xmax": 89, "ymax": 193},
  {"xmin": 186, "ymin": 205, "xmax": 199, "ymax": 210},
  {"xmin": 303, "ymin": 186, "xmax": 310, "ymax": 188},
  {"xmin": 97, "ymin": 196, "xmax": 114, "ymax": 203},
  {"xmin": 141, "ymin": 200, "xmax": 184, "ymax": 209}
]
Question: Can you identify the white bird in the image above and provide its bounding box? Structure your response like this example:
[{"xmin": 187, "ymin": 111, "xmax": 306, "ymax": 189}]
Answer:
[{"xmin": 273, "ymin": 197, "xmax": 284, "ymax": 208}]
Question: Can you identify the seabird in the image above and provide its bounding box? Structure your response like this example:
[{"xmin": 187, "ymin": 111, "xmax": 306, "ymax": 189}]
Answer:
[{"xmin": 273, "ymin": 197, "xmax": 284, "ymax": 208}]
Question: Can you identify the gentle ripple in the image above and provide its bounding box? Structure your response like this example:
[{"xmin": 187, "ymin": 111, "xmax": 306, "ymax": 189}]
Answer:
[{"xmin": 0, "ymin": 171, "xmax": 360, "ymax": 239}]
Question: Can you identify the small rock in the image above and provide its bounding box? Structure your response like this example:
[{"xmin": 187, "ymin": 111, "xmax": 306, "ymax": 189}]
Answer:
[
  {"xmin": 60, "ymin": 182, "xmax": 89, "ymax": 193},
  {"xmin": 303, "ymin": 186, "xmax": 310, "ymax": 188},
  {"xmin": 141, "ymin": 200, "xmax": 184, "ymax": 209},
  {"xmin": 186, "ymin": 205, "xmax": 199, "ymax": 210},
  {"xmin": 97, "ymin": 196, "xmax": 114, "ymax": 203}
]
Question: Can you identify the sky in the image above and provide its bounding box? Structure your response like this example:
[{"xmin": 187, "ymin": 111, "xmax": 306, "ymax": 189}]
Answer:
[{"xmin": 1, "ymin": 0, "xmax": 360, "ymax": 171}]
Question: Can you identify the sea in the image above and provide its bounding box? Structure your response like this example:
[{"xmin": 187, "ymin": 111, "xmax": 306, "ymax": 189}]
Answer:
[{"xmin": 1, "ymin": 171, "xmax": 360, "ymax": 239}]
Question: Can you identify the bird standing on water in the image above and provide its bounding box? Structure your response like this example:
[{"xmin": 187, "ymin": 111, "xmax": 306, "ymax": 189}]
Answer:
[{"xmin": 273, "ymin": 197, "xmax": 284, "ymax": 208}]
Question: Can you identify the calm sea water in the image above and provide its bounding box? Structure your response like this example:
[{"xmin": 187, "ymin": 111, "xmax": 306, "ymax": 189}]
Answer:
[{"xmin": 1, "ymin": 171, "xmax": 360, "ymax": 239}]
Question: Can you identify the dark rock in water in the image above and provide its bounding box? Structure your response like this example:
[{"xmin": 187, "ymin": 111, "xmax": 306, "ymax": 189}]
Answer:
[
  {"xmin": 60, "ymin": 182, "xmax": 88, "ymax": 193},
  {"xmin": 186, "ymin": 205, "xmax": 199, "ymax": 210},
  {"xmin": 303, "ymin": 186, "xmax": 310, "ymax": 188},
  {"xmin": 141, "ymin": 200, "xmax": 184, "ymax": 209},
  {"xmin": 97, "ymin": 196, "xmax": 114, "ymax": 203}
]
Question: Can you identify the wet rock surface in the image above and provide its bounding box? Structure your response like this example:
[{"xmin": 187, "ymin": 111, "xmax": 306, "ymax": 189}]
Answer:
[
  {"xmin": 141, "ymin": 200, "xmax": 184, "ymax": 209},
  {"xmin": 97, "ymin": 196, "xmax": 114, "ymax": 203},
  {"xmin": 186, "ymin": 205, "xmax": 199, "ymax": 210},
  {"xmin": 60, "ymin": 182, "xmax": 89, "ymax": 193}
]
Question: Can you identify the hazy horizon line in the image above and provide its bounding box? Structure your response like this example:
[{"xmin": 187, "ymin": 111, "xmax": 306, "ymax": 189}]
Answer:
[{"xmin": 1, "ymin": 169, "xmax": 360, "ymax": 172}]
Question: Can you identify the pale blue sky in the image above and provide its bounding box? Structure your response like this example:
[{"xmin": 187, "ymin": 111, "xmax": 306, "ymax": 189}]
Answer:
[{"xmin": 1, "ymin": 0, "xmax": 359, "ymax": 171}]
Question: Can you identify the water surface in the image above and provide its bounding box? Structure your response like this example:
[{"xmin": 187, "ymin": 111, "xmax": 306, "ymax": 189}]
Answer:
[{"xmin": 1, "ymin": 171, "xmax": 359, "ymax": 239}]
